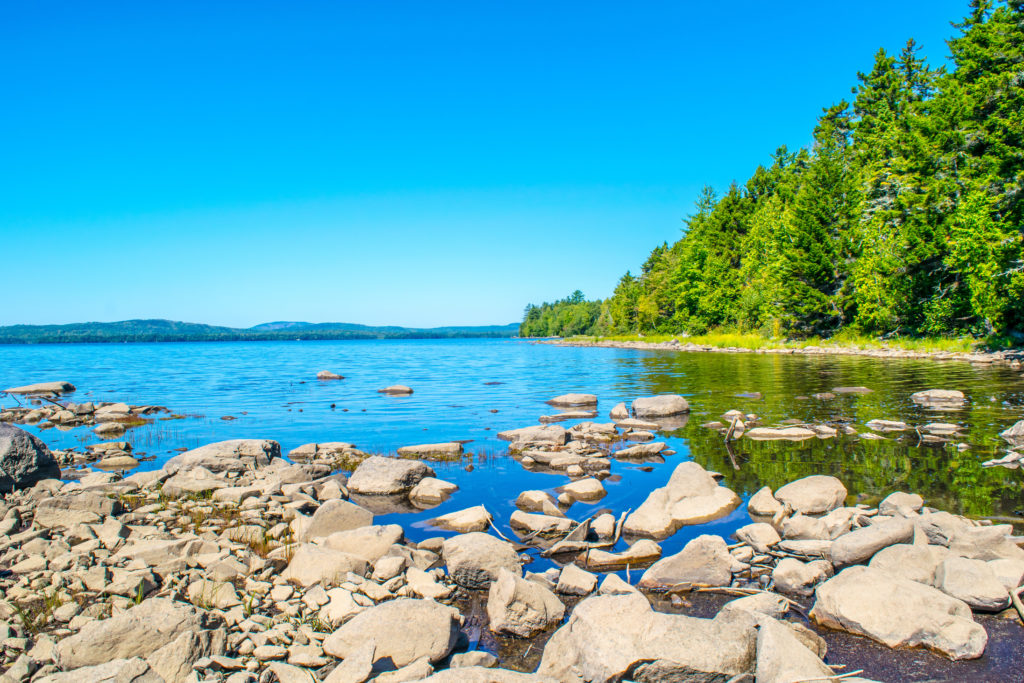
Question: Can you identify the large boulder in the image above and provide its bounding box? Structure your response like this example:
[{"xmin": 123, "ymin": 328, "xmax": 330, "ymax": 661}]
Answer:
[
  {"xmin": 347, "ymin": 456, "xmax": 435, "ymax": 495},
  {"xmin": 1001, "ymin": 420, "xmax": 1024, "ymax": 444},
  {"xmin": 868, "ymin": 543, "xmax": 951, "ymax": 585},
  {"xmin": 934, "ymin": 556, "xmax": 1010, "ymax": 612},
  {"xmin": 36, "ymin": 658, "xmax": 162, "ymax": 683},
  {"xmin": 774, "ymin": 475, "xmax": 847, "ymax": 515},
  {"xmin": 486, "ymin": 568, "xmax": 565, "ymax": 637},
  {"xmin": 3, "ymin": 381, "xmax": 75, "ymax": 395},
  {"xmin": 829, "ymin": 516, "xmax": 914, "ymax": 567},
  {"xmin": 163, "ymin": 439, "xmax": 280, "ymax": 474},
  {"xmin": 623, "ymin": 462, "xmax": 740, "ymax": 539},
  {"xmin": 282, "ymin": 544, "xmax": 369, "ymax": 587},
  {"xmin": 536, "ymin": 593, "xmax": 755, "ymax": 682},
  {"xmin": 810, "ymin": 566, "xmax": 986, "ymax": 660},
  {"xmin": 322, "ymin": 598, "xmax": 461, "ymax": 668},
  {"xmin": 631, "ymin": 394, "xmax": 690, "ymax": 418},
  {"xmin": 755, "ymin": 617, "xmax": 837, "ymax": 683},
  {"xmin": 442, "ymin": 532, "xmax": 521, "ymax": 589},
  {"xmin": 638, "ymin": 534, "xmax": 738, "ymax": 590},
  {"xmin": 0, "ymin": 424, "xmax": 61, "ymax": 493},
  {"xmin": 300, "ymin": 499, "xmax": 373, "ymax": 540},
  {"xmin": 52, "ymin": 598, "xmax": 225, "ymax": 682},
  {"xmin": 321, "ymin": 524, "xmax": 403, "ymax": 563}
]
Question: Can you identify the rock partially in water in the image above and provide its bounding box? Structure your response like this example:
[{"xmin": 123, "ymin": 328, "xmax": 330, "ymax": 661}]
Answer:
[
  {"xmin": 347, "ymin": 455, "xmax": 434, "ymax": 495},
  {"xmin": 774, "ymin": 475, "xmax": 847, "ymax": 515},
  {"xmin": 878, "ymin": 491, "xmax": 924, "ymax": 515},
  {"xmin": 735, "ymin": 522, "xmax": 781, "ymax": 553},
  {"xmin": 748, "ymin": 486, "xmax": 783, "ymax": 517},
  {"xmin": 559, "ymin": 477, "xmax": 606, "ymax": 502},
  {"xmin": 378, "ymin": 385, "xmax": 414, "ymax": 395},
  {"xmin": 316, "ymin": 370, "xmax": 344, "ymax": 380},
  {"xmin": 431, "ymin": 505, "xmax": 492, "ymax": 533},
  {"xmin": 0, "ymin": 424, "xmax": 61, "ymax": 493},
  {"xmin": 442, "ymin": 531, "xmax": 521, "ymax": 588},
  {"xmin": 164, "ymin": 439, "xmax": 281, "ymax": 474},
  {"xmin": 637, "ymin": 534, "xmax": 739, "ymax": 590},
  {"xmin": 609, "ymin": 402, "xmax": 629, "ymax": 420},
  {"xmin": 631, "ymin": 394, "xmax": 690, "ymax": 418},
  {"xmin": 1001, "ymin": 419, "xmax": 1024, "ymax": 444},
  {"xmin": 546, "ymin": 393, "xmax": 598, "ymax": 406},
  {"xmin": 395, "ymin": 442, "xmax": 463, "ymax": 459},
  {"xmin": 810, "ymin": 565, "xmax": 987, "ymax": 660},
  {"xmin": 496, "ymin": 424, "xmax": 569, "ymax": 446},
  {"xmin": 911, "ymin": 388, "xmax": 966, "ymax": 408},
  {"xmin": 866, "ymin": 419, "xmax": 911, "ymax": 432},
  {"xmin": 3, "ymin": 381, "xmax": 76, "ymax": 395},
  {"xmin": 486, "ymin": 568, "xmax": 565, "ymax": 637},
  {"xmin": 577, "ymin": 539, "xmax": 662, "ymax": 571},
  {"xmin": 745, "ymin": 426, "xmax": 817, "ymax": 441},
  {"xmin": 409, "ymin": 477, "xmax": 458, "ymax": 507},
  {"xmin": 623, "ymin": 461, "xmax": 740, "ymax": 539}
]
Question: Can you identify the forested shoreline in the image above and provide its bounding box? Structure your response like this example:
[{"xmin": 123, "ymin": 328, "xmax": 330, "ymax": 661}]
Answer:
[{"xmin": 522, "ymin": 1, "xmax": 1023, "ymax": 342}]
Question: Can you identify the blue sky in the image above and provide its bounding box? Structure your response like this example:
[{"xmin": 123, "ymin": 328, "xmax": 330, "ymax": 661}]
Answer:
[{"xmin": 1, "ymin": 1, "xmax": 968, "ymax": 327}]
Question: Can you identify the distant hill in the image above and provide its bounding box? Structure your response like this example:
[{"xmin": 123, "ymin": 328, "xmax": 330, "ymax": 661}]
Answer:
[{"xmin": 0, "ymin": 319, "xmax": 520, "ymax": 344}]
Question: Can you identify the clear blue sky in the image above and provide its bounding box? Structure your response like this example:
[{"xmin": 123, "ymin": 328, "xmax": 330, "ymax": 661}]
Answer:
[{"xmin": 1, "ymin": 1, "xmax": 968, "ymax": 328}]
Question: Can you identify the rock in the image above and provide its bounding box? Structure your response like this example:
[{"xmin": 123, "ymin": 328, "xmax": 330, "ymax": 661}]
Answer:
[
  {"xmin": 406, "ymin": 567, "xmax": 453, "ymax": 600},
  {"xmin": 547, "ymin": 393, "xmax": 598, "ymax": 406},
  {"xmin": 347, "ymin": 456, "xmax": 435, "ymax": 495},
  {"xmin": 373, "ymin": 658, "xmax": 433, "ymax": 682},
  {"xmin": 395, "ymin": 443, "xmax": 463, "ymax": 459},
  {"xmin": 810, "ymin": 566, "xmax": 986, "ymax": 660},
  {"xmin": 833, "ymin": 386, "xmax": 873, "ymax": 394},
  {"xmin": 322, "ymin": 598, "xmax": 460, "ymax": 667},
  {"xmin": 3, "ymin": 381, "xmax": 75, "ymax": 395},
  {"xmin": 934, "ymin": 557, "xmax": 1010, "ymax": 611},
  {"xmin": 96, "ymin": 455, "xmax": 141, "ymax": 470},
  {"xmin": 623, "ymin": 461, "xmax": 740, "ymax": 539},
  {"xmin": 420, "ymin": 668, "xmax": 553, "ymax": 682},
  {"xmin": 378, "ymin": 385, "xmax": 414, "ymax": 394},
  {"xmin": 486, "ymin": 568, "xmax": 565, "ymax": 636},
  {"xmin": 869, "ymin": 543, "xmax": 951, "ymax": 585},
  {"xmin": 283, "ymin": 544, "xmax": 369, "ymax": 587},
  {"xmin": 755, "ymin": 617, "xmax": 836, "ymax": 683},
  {"xmin": 577, "ymin": 539, "xmax": 662, "ymax": 571},
  {"xmin": 720, "ymin": 593, "xmax": 790, "ymax": 620},
  {"xmin": 781, "ymin": 513, "xmax": 828, "ymax": 542},
  {"xmin": 866, "ymin": 419, "xmax": 911, "ymax": 432},
  {"xmin": 911, "ymin": 389, "xmax": 966, "ymax": 407},
  {"xmin": 775, "ymin": 475, "xmax": 847, "ymax": 515},
  {"xmin": 35, "ymin": 657, "xmax": 162, "ymax": 683},
  {"xmin": 559, "ymin": 477, "xmax": 606, "ymax": 502},
  {"xmin": 514, "ymin": 490, "xmax": 563, "ymax": 517},
  {"xmin": 772, "ymin": 558, "xmax": 833, "ymax": 597},
  {"xmin": 988, "ymin": 558, "xmax": 1024, "ymax": 591},
  {"xmin": 611, "ymin": 442, "xmax": 666, "ymax": 459},
  {"xmin": 322, "ymin": 640, "xmax": 374, "ymax": 683},
  {"xmin": 638, "ymin": 535, "xmax": 738, "ymax": 590},
  {"xmin": 598, "ymin": 574, "xmax": 639, "ymax": 595},
  {"xmin": 496, "ymin": 425, "xmax": 569, "ymax": 445},
  {"xmin": 266, "ymin": 662, "xmax": 318, "ymax": 683},
  {"xmin": 748, "ymin": 486, "xmax": 783, "ymax": 516},
  {"xmin": 319, "ymin": 588, "xmax": 366, "ymax": 628},
  {"xmin": 164, "ymin": 439, "xmax": 280, "ymax": 474},
  {"xmin": 322, "ymin": 524, "xmax": 403, "ymax": 563},
  {"xmin": 830, "ymin": 516, "xmax": 914, "ymax": 567},
  {"xmin": 556, "ymin": 564, "xmax": 598, "ymax": 596},
  {"xmin": 53, "ymin": 598, "xmax": 225, "ymax": 679},
  {"xmin": 161, "ymin": 467, "xmax": 228, "ymax": 498},
  {"xmin": 1001, "ymin": 419, "xmax": 1024, "ymax": 444},
  {"xmin": 431, "ymin": 505, "xmax": 492, "ymax": 533},
  {"xmin": 949, "ymin": 525, "xmax": 1024, "ymax": 561},
  {"xmin": 442, "ymin": 532, "xmax": 521, "ymax": 588},
  {"xmin": 317, "ymin": 371, "xmax": 344, "ymax": 380},
  {"xmin": 509, "ymin": 510, "xmax": 573, "ymax": 534},
  {"xmin": 631, "ymin": 394, "xmax": 689, "ymax": 417},
  {"xmin": 745, "ymin": 427, "xmax": 817, "ymax": 441},
  {"xmin": 0, "ymin": 424, "xmax": 61, "ymax": 493},
  {"xmin": 536, "ymin": 593, "xmax": 755, "ymax": 682},
  {"xmin": 35, "ymin": 492, "xmax": 120, "ymax": 528},
  {"xmin": 735, "ymin": 522, "xmax": 781, "ymax": 553},
  {"xmin": 301, "ymin": 499, "xmax": 374, "ymax": 540},
  {"xmin": 879, "ymin": 491, "xmax": 924, "ymax": 515},
  {"xmin": 609, "ymin": 402, "xmax": 629, "ymax": 420}
]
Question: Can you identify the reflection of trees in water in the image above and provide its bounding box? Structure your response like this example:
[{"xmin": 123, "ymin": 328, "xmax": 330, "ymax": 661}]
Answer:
[{"xmin": 622, "ymin": 351, "xmax": 1024, "ymax": 518}]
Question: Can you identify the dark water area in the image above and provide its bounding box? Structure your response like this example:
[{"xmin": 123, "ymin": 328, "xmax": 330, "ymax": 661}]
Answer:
[{"xmin": 3, "ymin": 338, "xmax": 1024, "ymax": 680}]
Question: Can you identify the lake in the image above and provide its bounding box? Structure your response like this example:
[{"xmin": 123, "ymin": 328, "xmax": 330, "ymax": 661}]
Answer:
[{"xmin": 3, "ymin": 337, "xmax": 1024, "ymax": 566}]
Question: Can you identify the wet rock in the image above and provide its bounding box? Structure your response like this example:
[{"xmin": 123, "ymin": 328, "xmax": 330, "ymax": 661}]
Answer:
[
  {"xmin": 322, "ymin": 598, "xmax": 460, "ymax": 668},
  {"xmin": 0, "ymin": 424, "xmax": 61, "ymax": 493},
  {"xmin": 623, "ymin": 461, "xmax": 740, "ymax": 539},
  {"xmin": 810, "ymin": 565, "xmax": 986, "ymax": 660},
  {"xmin": 772, "ymin": 558, "xmax": 833, "ymax": 596},
  {"xmin": 378, "ymin": 385, "xmax": 414, "ymax": 394},
  {"xmin": 431, "ymin": 505, "xmax": 492, "ymax": 533},
  {"xmin": 611, "ymin": 442, "xmax": 666, "ymax": 459},
  {"xmin": 3, "ymin": 381, "xmax": 76, "ymax": 395},
  {"xmin": 745, "ymin": 427, "xmax": 817, "ymax": 441},
  {"xmin": 1001, "ymin": 419, "xmax": 1024, "ymax": 444},
  {"xmin": 631, "ymin": 394, "xmax": 689, "ymax": 417},
  {"xmin": 934, "ymin": 556, "xmax": 1010, "ymax": 611},
  {"xmin": 774, "ymin": 475, "xmax": 847, "ymax": 515},
  {"xmin": 486, "ymin": 568, "xmax": 565, "ymax": 637},
  {"xmin": 869, "ymin": 543, "xmax": 951, "ymax": 585},
  {"xmin": 536, "ymin": 593, "xmax": 754, "ymax": 682},
  {"xmin": 164, "ymin": 439, "xmax": 280, "ymax": 474},
  {"xmin": 755, "ymin": 616, "xmax": 836, "ymax": 683},
  {"xmin": 833, "ymin": 386, "xmax": 873, "ymax": 394},
  {"xmin": 911, "ymin": 389, "xmax": 966, "ymax": 408},
  {"xmin": 317, "ymin": 371, "xmax": 344, "ymax": 380},
  {"xmin": 301, "ymin": 499, "xmax": 374, "ymax": 540},
  {"xmin": 865, "ymin": 419, "xmax": 911, "ymax": 432},
  {"xmin": 547, "ymin": 393, "xmax": 598, "ymax": 406},
  {"xmin": 395, "ymin": 443, "xmax": 463, "ymax": 459},
  {"xmin": 348, "ymin": 456, "xmax": 435, "ymax": 495},
  {"xmin": 442, "ymin": 532, "xmax": 521, "ymax": 588},
  {"xmin": 496, "ymin": 425, "xmax": 568, "ymax": 445},
  {"xmin": 735, "ymin": 522, "xmax": 781, "ymax": 553},
  {"xmin": 283, "ymin": 544, "xmax": 368, "ymax": 587},
  {"xmin": 609, "ymin": 402, "xmax": 629, "ymax": 420},
  {"xmin": 748, "ymin": 486, "xmax": 783, "ymax": 516},
  {"xmin": 830, "ymin": 516, "xmax": 914, "ymax": 567},
  {"xmin": 577, "ymin": 539, "xmax": 662, "ymax": 571},
  {"xmin": 638, "ymin": 534, "xmax": 738, "ymax": 590},
  {"xmin": 407, "ymin": 478, "xmax": 457, "ymax": 509},
  {"xmin": 509, "ymin": 510, "xmax": 573, "ymax": 534}
]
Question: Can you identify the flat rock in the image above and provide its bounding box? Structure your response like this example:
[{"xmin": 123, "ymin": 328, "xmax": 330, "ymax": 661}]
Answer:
[
  {"xmin": 830, "ymin": 516, "xmax": 914, "ymax": 567},
  {"xmin": 631, "ymin": 394, "xmax": 690, "ymax": 417},
  {"xmin": 514, "ymin": 490, "xmax": 563, "ymax": 517},
  {"xmin": 547, "ymin": 393, "xmax": 598, "ymax": 406},
  {"xmin": 396, "ymin": 442, "xmax": 463, "ymax": 459},
  {"xmin": 431, "ymin": 505, "xmax": 491, "ymax": 533},
  {"xmin": 163, "ymin": 439, "xmax": 280, "ymax": 474},
  {"xmin": 496, "ymin": 424, "xmax": 569, "ymax": 445},
  {"xmin": 559, "ymin": 477, "xmax": 606, "ymax": 502},
  {"xmin": 0, "ymin": 424, "xmax": 61, "ymax": 493},
  {"xmin": 775, "ymin": 475, "xmax": 847, "ymax": 514},
  {"xmin": 283, "ymin": 544, "xmax": 369, "ymax": 587},
  {"xmin": 609, "ymin": 402, "xmax": 629, "ymax": 420},
  {"xmin": 879, "ymin": 491, "xmax": 924, "ymax": 515},
  {"xmin": 638, "ymin": 534, "xmax": 737, "ymax": 590},
  {"xmin": 322, "ymin": 524, "xmax": 404, "ymax": 563},
  {"xmin": 378, "ymin": 385, "xmax": 413, "ymax": 394},
  {"xmin": 745, "ymin": 427, "xmax": 817, "ymax": 441},
  {"xmin": 4, "ymin": 381, "xmax": 76, "ymax": 395},
  {"xmin": 322, "ymin": 598, "xmax": 460, "ymax": 668},
  {"xmin": 442, "ymin": 532, "xmax": 521, "ymax": 589},
  {"xmin": 869, "ymin": 543, "xmax": 951, "ymax": 585},
  {"xmin": 347, "ymin": 455, "xmax": 435, "ymax": 495},
  {"xmin": 934, "ymin": 556, "xmax": 1010, "ymax": 611},
  {"xmin": 866, "ymin": 419, "xmax": 911, "ymax": 432},
  {"xmin": 1001, "ymin": 419, "xmax": 1024, "ymax": 444},
  {"xmin": 35, "ymin": 657, "xmax": 162, "ymax": 683},
  {"xmin": 623, "ymin": 461, "xmax": 740, "ymax": 539},
  {"xmin": 486, "ymin": 568, "xmax": 565, "ymax": 637},
  {"xmin": 301, "ymin": 499, "xmax": 374, "ymax": 540},
  {"xmin": 911, "ymin": 389, "xmax": 966, "ymax": 407},
  {"xmin": 509, "ymin": 510, "xmax": 573, "ymax": 534},
  {"xmin": 577, "ymin": 539, "xmax": 661, "ymax": 571}
]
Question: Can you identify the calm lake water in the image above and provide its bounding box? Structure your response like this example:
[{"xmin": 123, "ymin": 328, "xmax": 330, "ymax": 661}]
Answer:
[{"xmin": 3, "ymin": 338, "xmax": 1024, "ymax": 564}]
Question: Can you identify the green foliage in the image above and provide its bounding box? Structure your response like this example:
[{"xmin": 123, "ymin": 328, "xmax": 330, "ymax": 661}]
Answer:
[{"xmin": 523, "ymin": 1, "xmax": 1024, "ymax": 342}]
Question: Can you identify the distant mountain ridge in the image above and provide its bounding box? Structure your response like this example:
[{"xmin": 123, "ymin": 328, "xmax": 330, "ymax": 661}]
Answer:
[{"xmin": 0, "ymin": 319, "xmax": 520, "ymax": 344}]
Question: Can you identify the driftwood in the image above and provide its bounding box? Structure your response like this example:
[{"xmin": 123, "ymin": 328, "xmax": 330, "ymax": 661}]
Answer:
[{"xmin": 541, "ymin": 508, "xmax": 630, "ymax": 557}]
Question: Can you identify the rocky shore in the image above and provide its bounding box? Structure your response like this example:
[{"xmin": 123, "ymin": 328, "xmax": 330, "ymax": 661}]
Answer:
[
  {"xmin": 2, "ymin": 384, "xmax": 1024, "ymax": 683},
  {"xmin": 542, "ymin": 337, "xmax": 1024, "ymax": 367}
]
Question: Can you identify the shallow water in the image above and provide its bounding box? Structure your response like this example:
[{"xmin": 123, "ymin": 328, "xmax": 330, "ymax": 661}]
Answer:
[{"xmin": 3, "ymin": 338, "xmax": 1024, "ymax": 679}]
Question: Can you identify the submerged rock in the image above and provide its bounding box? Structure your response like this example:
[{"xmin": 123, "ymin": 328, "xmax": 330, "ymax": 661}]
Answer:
[
  {"xmin": 745, "ymin": 427, "xmax": 817, "ymax": 441},
  {"xmin": 396, "ymin": 442, "xmax": 463, "ymax": 459}
]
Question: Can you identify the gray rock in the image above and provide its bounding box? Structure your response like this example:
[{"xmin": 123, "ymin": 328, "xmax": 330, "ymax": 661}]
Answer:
[
  {"xmin": 442, "ymin": 532, "xmax": 521, "ymax": 589},
  {"xmin": 283, "ymin": 544, "xmax": 369, "ymax": 587},
  {"xmin": 321, "ymin": 641, "xmax": 374, "ymax": 683},
  {"xmin": 609, "ymin": 402, "xmax": 629, "ymax": 420},
  {"xmin": 322, "ymin": 598, "xmax": 461, "ymax": 668},
  {"xmin": 772, "ymin": 558, "xmax": 833, "ymax": 597},
  {"xmin": 0, "ymin": 424, "xmax": 61, "ymax": 493},
  {"xmin": 810, "ymin": 566, "xmax": 986, "ymax": 660},
  {"xmin": 910, "ymin": 389, "xmax": 966, "ymax": 407},
  {"xmin": 547, "ymin": 393, "xmax": 598, "ymax": 406},
  {"xmin": 35, "ymin": 657, "xmax": 162, "ymax": 683},
  {"xmin": 631, "ymin": 394, "xmax": 689, "ymax": 417},
  {"xmin": 1001, "ymin": 419, "xmax": 1024, "ymax": 444},
  {"xmin": 395, "ymin": 443, "xmax": 463, "ymax": 459},
  {"xmin": 623, "ymin": 461, "xmax": 740, "ymax": 539},
  {"xmin": 638, "ymin": 534, "xmax": 738, "ymax": 590},
  {"xmin": 300, "ymin": 499, "xmax": 374, "ymax": 540},
  {"xmin": 556, "ymin": 564, "xmax": 598, "ymax": 596},
  {"xmin": 830, "ymin": 516, "xmax": 914, "ymax": 567},
  {"xmin": 486, "ymin": 568, "xmax": 565, "ymax": 637},
  {"xmin": 163, "ymin": 439, "xmax": 280, "ymax": 474},
  {"xmin": 35, "ymin": 492, "xmax": 121, "ymax": 528},
  {"xmin": 347, "ymin": 456, "xmax": 435, "ymax": 495},
  {"xmin": 321, "ymin": 524, "xmax": 402, "ymax": 563},
  {"xmin": 775, "ymin": 475, "xmax": 847, "ymax": 514},
  {"xmin": 495, "ymin": 425, "xmax": 568, "ymax": 445},
  {"xmin": 3, "ymin": 381, "xmax": 75, "ymax": 395},
  {"xmin": 934, "ymin": 556, "xmax": 1010, "ymax": 611}
]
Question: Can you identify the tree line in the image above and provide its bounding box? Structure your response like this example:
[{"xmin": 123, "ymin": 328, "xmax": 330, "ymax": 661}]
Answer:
[{"xmin": 521, "ymin": 1, "xmax": 1023, "ymax": 341}]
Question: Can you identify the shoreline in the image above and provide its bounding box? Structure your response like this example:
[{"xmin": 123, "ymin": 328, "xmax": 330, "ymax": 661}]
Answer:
[{"xmin": 538, "ymin": 337, "xmax": 1024, "ymax": 367}]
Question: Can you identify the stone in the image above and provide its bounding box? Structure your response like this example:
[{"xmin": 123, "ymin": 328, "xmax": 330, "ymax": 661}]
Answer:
[
  {"xmin": 322, "ymin": 524, "xmax": 403, "ymax": 563},
  {"xmin": 772, "ymin": 558, "xmax": 833, "ymax": 597},
  {"xmin": 164, "ymin": 439, "xmax": 280, "ymax": 474},
  {"xmin": 638, "ymin": 534, "xmax": 738, "ymax": 590},
  {"xmin": 747, "ymin": 486, "xmax": 783, "ymax": 516},
  {"xmin": 35, "ymin": 657, "xmax": 162, "ymax": 683},
  {"xmin": 449, "ymin": 651, "xmax": 498, "ymax": 668},
  {"xmin": 631, "ymin": 394, "xmax": 689, "ymax": 417},
  {"xmin": 547, "ymin": 393, "xmax": 598, "ymax": 406},
  {"xmin": 611, "ymin": 442, "xmax": 666, "ymax": 459},
  {"xmin": 266, "ymin": 662, "xmax": 317, "ymax": 683},
  {"xmin": 755, "ymin": 617, "xmax": 836, "ymax": 683},
  {"xmin": 810, "ymin": 566, "xmax": 986, "ymax": 660},
  {"xmin": 495, "ymin": 425, "xmax": 569, "ymax": 445},
  {"xmin": 442, "ymin": 532, "xmax": 521, "ymax": 589},
  {"xmin": 560, "ymin": 477, "xmax": 606, "ymax": 502},
  {"xmin": 720, "ymin": 593, "xmax": 790, "ymax": 620},
  {"xmin": 879, "ymin": 491, "xmax": 924, "ymax": 515},
  {"xmin": 745, "ymin": 427, "xmax": 817, "ymax": 441},
  {"xmin": 187, "ymin": 579, "xmax": 242, "ymax": 609},
  {"xmin": 378, "ymin": 385, "xmax": 413, "ymax": 394},
  {"xmin": 1001, "ymin": 419, "xmax": 1024, "ymax": 444},
  {"xmin": 161, "ymin": 467, "xmax": 228, "ymax": 498},
  {"xmin": 598, "ymin": 574, "xmax": 639, "ymax": 595},
  {"xmin": 509, "ymin": 510, "xmax": 573, "ymax": 534},
  {"xmin": 556, "ymin": 563, "xmax": 598, "ymax": 596},
  {"xmin": 487, "ymin": 568, "xmax": 565, "ymax": 636},
  {"xmin": 537, "ymin": 593, "xmax": 755, "ymax": 682},
  {"xmin": 623, "ymin": 461, "xmax": 740, "ymax": 539},
  {"xmin": 373, "ymin": 658, "xmax": 433, "ymax": 682},
  {"xmin": 283, "ymin": 544, "xmax": 369, "ymax": 587},
  {"xmin": 431, "ymin": 505, "xmax": 492, "ymax": 533},
  {"xmin": 4, "ymin": 381, "xmax": 75, "ymax": 394},
  {"xmin": 347, "ymin": 456, "xmax": 434, "ymax": 495},
  {"xmin": 830, "ymin": 516, "xmax": 914, "ymax": 567},
  {"xmin": 934, "ymin": 556, "xmax": 1010, "ymax": 611},
  {"xmin": 735, "ymin": 522, "xmax": 781, "ymax": 553},
  {"xmin": 322, "ymin": 640, "xmax": 374, "ymax": 683},
  {"xmin": 988, "ymin": 558, "xmax": 1024, "ymax": 592},
  {"xmin": 35, "ymin": 492, "xmax": 120, "ymax": 528},
  {"xmin": 869, "ymin": 543, "xmax": 951, "ymax": 585},
  {"xmin": 609, "ymin": 402, "xmax": 629, "ymax": 420},
  {"xmin": 775, "ymin": 475, "xmax": 848, "ymax": 515},
  {"xmin": 0, "ymin": 424, "xmax": 61, "ymax": 493},
  {"xmin": 420, "ymin": 668, "xmax": 555, "ymax": 682},
  {"xmin": 578, "ymin": 539, "xmax": 662, "ymax": 571},
  {"xmin": 317, "ymin": 371, "xmax": 344, "ymax": 380},
  {"xmin": 406, "ymin": 567, "xmax": 453, "ymax": 599},
  {"xmin": 948, "ymin": 525, "xmax": 1024, "ymax": 561},
  {"xmin": 301, "ymin": 499, "xmax": 374, "ymax": 540},
  {"xmin": 408, "ymin": 478, "xmax": 458, "ymax": 507},
  {"xmin": 865, "ymin": 419, "xmax": 911, "ymax": 432},
  {"xmin": 319, "ymin": 588, "xmax": 366, "ymax": 628},
  {"xmin": 514, "ymin": 490, "xmax": 563, "ymax": 517},
  {"xmin": 396, "ymin": 442, "xmax": 463, "ymax": 459},
  {"xmin": 322, "ymin": 598, "xmax": 461, "ymax": 667},
  {"xmin": 911, "ymin": 389, "xmax": 966, "ymax": 407}
]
